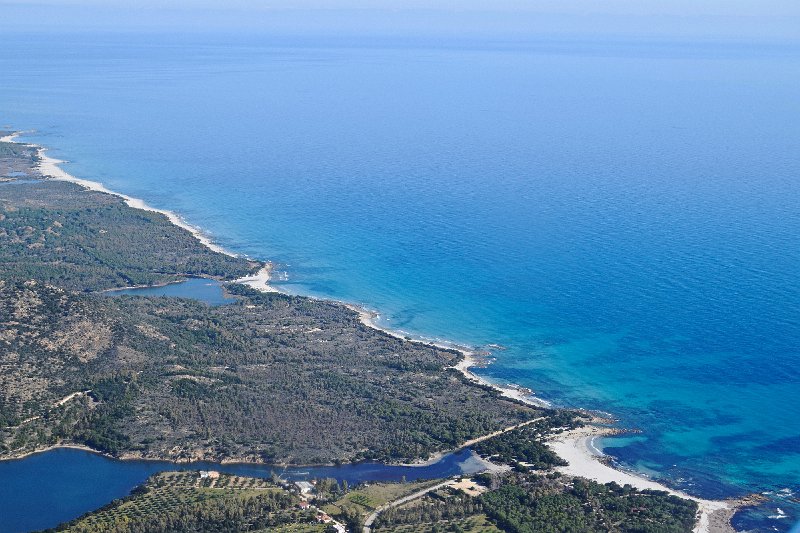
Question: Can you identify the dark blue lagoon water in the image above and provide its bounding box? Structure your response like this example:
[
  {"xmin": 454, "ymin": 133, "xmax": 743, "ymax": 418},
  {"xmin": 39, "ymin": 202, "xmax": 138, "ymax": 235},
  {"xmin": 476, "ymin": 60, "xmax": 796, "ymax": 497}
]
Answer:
[
  {"xmin": 0, "ymin": 448, "xmax": 480, "ymax": 533},
  {"xmin": 1, "ymin": 32, "xmax": 799, "ymax": 530},
  {"xmin": 105, "ymin": 277, "xmax": 235, "ymax": 306}
]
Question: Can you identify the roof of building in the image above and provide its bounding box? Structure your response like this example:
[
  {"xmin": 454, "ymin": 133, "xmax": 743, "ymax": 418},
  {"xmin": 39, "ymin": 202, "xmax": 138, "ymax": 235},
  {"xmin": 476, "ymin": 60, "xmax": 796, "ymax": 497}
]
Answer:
[{"xmin": 295, "ymin": 481, "xmax": 315, "ymax": 492}]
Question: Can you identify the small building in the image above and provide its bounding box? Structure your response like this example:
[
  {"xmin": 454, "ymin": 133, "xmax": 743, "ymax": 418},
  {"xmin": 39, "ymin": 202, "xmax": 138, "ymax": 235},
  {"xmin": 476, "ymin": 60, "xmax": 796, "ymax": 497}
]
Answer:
[
  {"xmin": 295, "ymin": 481, "xmax": 315, "ymax": 494},
  {"xmin": 199, "ymin": 470, "xmax": 220, "ymax": 479},
  {"xmin": 297, "ymin": 501, "xmax": 311, "ymax": 510},
  {"xmin": 316, "ymin": 512, "xmax": 333, "ymax": 523}
]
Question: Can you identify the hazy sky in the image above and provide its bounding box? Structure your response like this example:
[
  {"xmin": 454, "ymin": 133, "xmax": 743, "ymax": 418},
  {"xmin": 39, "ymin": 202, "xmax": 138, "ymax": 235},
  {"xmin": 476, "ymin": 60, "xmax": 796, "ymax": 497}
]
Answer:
[
  {"xmin": 5, "ymin": 0, "xmax": 800, "ymax": 15},
  {"xmin": 2, "ymin": 0, "xmax": 799, "ymax": 41}
]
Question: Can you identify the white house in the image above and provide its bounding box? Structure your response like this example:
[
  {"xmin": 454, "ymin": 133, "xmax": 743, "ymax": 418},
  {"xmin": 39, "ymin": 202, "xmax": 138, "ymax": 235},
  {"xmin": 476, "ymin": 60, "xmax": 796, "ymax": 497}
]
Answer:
[{"xmin": 295, "ymin": 481, "xmax": 315, "ymax": 494}]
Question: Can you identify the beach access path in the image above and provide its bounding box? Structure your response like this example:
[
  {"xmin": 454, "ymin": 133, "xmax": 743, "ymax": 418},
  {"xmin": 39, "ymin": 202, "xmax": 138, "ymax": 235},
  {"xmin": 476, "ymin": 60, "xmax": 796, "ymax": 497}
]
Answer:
[{"xmin": 364, "ymin": 417, "xmax": 544, "ymax": 532}]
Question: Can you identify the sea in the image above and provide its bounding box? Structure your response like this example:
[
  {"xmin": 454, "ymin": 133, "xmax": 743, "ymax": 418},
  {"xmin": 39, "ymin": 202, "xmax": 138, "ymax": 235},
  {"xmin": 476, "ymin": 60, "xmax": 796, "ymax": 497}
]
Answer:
[{"xmin": 1, "ymin": 31, "xmax": 799, "ymax": 532}]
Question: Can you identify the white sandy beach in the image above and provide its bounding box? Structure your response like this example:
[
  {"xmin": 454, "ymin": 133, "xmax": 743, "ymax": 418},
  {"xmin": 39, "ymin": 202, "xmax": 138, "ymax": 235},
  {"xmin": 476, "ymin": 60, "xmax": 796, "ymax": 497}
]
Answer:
[
  {"xmin": 453, "ymin": 351, "xmax": 552, "ymax": 408},
  {"xmin": 19, "ymin": 135, "xmax": 233, "ymax": 257},
  {"xmin": 549, "ymin": 426, "xmax": 733, "ymax": 533},
  {"xmin": 1, "ymin": 131, "xmax": 735, "ymax": 532},
  {"xmin": 232, "ymin": 264, "xmax": 278, "ymax": 292},
  {"xmin": 0, "ymin": 131, "xmax": 21, "ymax": 142},
  {"xmin": 209, "ymin": 269, "xmax": 741, "ymax": 533}
]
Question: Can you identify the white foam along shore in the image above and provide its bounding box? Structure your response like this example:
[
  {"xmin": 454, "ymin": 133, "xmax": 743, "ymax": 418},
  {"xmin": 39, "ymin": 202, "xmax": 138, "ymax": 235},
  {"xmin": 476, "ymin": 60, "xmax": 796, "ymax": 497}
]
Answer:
[
  {"xmin": 2, "ymin": 131, "xmax": 232, "ymax": 257},
  {"xmin": 2, "ymin": 131, "xmax": 733, "ymax": 532},
  {"xmin": 345, "ymin": 305, "xmax": 552, "ymax": 410}
]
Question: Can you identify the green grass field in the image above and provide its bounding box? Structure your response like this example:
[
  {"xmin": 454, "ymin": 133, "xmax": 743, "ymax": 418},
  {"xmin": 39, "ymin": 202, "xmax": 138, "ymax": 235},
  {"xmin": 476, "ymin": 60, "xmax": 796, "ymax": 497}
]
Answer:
[{"xmin": 324, "ymin": 480, "xmax": 441, "ymax": 519}]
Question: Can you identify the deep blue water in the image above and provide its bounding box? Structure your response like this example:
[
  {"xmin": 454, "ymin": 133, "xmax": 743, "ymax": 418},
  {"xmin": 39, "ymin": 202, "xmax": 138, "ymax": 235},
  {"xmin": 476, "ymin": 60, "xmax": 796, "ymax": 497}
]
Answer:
[
  {"xmin": 1, "ymin": 32, "xmax": 799, "ymax": 530},
  {"xmin": 0, "ymin": 448, "xmax": 480, "ymax": 533}
]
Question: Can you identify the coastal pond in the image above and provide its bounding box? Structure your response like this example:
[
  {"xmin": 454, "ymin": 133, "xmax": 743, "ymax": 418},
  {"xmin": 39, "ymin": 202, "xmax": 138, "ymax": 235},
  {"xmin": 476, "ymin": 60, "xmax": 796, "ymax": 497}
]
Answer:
[
  {"xmin": 0, "ymin": 178, "xmax": 41, "ymax": 185},
  {"xmin": 104, "ymin": 277, "xmax": 236, "ymax": 306},
  {"xmin": 0, "ymin": 447, "xmax": 484, "ymax": 533}
]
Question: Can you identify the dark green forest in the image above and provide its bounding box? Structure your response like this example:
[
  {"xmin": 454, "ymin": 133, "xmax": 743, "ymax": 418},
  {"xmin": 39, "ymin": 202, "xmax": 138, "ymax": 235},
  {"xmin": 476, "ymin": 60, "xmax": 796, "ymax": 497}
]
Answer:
[
  {"xmin": 374, "ymin": 473, "xmax": 698, "ymax": 533},
  {"xmin": 0, "ymin": 178, "xmax": 255, "ymax": 291}
]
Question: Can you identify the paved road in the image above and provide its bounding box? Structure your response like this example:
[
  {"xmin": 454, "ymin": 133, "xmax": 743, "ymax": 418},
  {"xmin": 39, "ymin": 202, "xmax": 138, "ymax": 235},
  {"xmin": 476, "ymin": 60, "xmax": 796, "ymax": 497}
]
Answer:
[
  {"xmin": 363, "ymin": 479, "xmax": 454, "ymax": 533},
  {"xmin": 363, "ymin": 416, "xmax": 546, "ymax": 532},
  {"xmin": 456, "ymin": 416, "xmax": 545, "ymax": 450}
]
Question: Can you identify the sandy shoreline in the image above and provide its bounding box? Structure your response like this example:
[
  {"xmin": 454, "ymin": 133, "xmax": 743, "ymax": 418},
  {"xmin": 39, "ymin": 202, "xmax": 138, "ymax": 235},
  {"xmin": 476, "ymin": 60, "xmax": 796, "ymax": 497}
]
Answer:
[
  {"xmin": 452, "ymin": 350, "xmax": 552, "ymax": 407},
  {"xmin": 3, "ymin": 131, "xmax": 235, "ymax": 257},
  {"xmin": 2, "ymin": 131, "xmax": 736, "ymax": 532},
  {"xmin": 549, "ymin": 425, "xmax": 733, "ymax": 533},
  {"xmin": 232, "ymin": 264, "xmax": 278, "ymax": 292}
]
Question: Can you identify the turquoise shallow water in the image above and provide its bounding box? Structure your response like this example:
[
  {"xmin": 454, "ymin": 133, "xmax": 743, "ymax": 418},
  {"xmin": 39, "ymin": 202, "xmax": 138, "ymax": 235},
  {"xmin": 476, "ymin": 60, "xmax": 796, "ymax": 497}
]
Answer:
[{"xmin": 2, "ymin": 32, "xmax": 800, "ymax": 530}]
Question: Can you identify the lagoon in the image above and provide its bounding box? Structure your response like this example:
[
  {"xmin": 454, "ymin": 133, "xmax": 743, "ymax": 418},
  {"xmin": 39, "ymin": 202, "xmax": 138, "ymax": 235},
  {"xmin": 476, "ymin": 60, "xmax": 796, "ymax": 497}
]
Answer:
[
  {"xmin": 105, "ymin": 277, "xmax": 235, "ymax": 307},
  {"xmin": 0, "ymin": 448, "xmax": 481, "ymax": 533}
]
